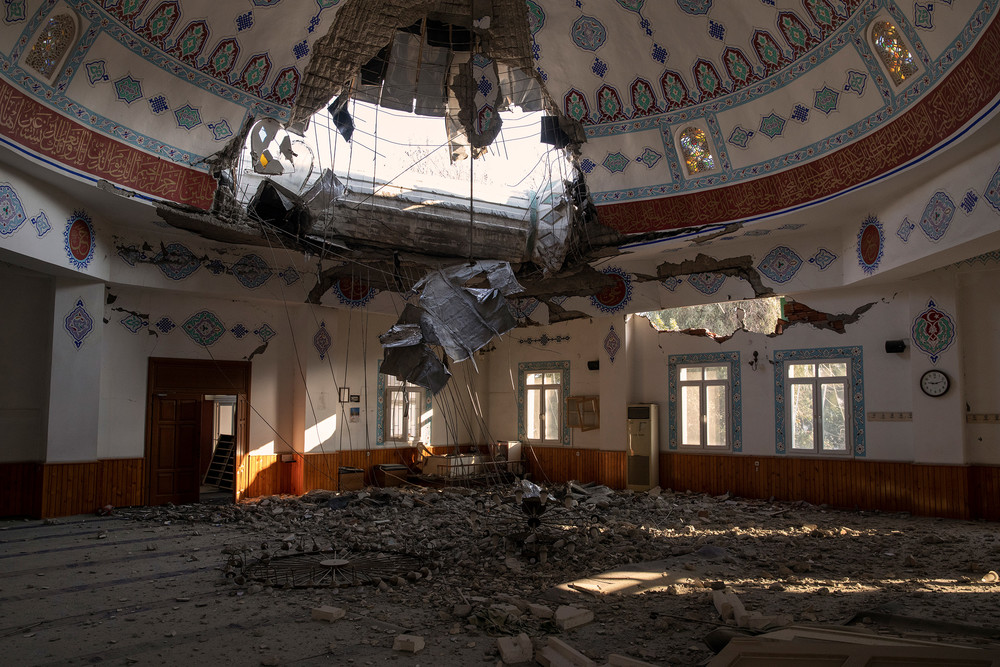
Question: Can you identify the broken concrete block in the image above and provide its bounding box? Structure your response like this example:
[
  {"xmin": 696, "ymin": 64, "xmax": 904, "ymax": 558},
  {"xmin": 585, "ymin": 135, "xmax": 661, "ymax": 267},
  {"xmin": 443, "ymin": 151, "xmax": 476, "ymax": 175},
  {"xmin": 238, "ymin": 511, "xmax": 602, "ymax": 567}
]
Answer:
[
  {"xmin": 605, "ymin": 654, "xmax": 659, "ymax": 667},
  {"xmin": 311, "ymin": 606, "xmax": 346, "ymax": 622},
  {"xmin": 536, "ymin": 637, "xmax": 596, "ymax": 667},
  {"xmin": 527, "ymin": 603, "xmax": 553, "ymax": 619},
  {"xmin": 497, "ymin": 633, "xmax": 532, "ymax": 664},
  {"xmin": 712, "ymin": 589, "xmax": 747, "ymax": 623},
  {"xmin": 392, "ymin": 634, "xmax": 425, "ymax": 653},
  {"xmin": 554, "ymin": 605, "xmax": 594, "ymax": 630}
]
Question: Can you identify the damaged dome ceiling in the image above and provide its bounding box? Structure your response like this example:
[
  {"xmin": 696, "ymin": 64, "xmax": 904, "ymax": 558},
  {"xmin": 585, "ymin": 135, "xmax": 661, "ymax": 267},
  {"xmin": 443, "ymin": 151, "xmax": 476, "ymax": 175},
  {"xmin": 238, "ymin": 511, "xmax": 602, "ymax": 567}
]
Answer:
[
  {"xmin": 6, "ymin": 1, "xmax": 994, "ymax": 231},
  {"xmin": 3, "ymin": 0, "xmax": 999, "ymax": 322}
]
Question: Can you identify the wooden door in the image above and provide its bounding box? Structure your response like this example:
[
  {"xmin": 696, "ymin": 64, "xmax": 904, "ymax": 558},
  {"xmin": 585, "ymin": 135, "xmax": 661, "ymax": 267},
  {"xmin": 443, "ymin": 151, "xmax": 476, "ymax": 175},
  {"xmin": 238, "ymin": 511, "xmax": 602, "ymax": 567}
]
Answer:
[{"xmin": 149, "ymin": 394, "xmax": 202, "ymax": 505}]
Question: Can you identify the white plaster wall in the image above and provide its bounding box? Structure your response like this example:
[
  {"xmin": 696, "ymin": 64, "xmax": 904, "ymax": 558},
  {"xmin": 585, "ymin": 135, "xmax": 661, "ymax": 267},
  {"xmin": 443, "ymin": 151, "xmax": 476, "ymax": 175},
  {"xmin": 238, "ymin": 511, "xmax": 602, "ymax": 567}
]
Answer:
[
  {"xmin": 958, "ymin": 266, "xmax": 1000, "ymax": 464},
  {"xmin": 97, "ymin": 286, "xmax": 304, "ymax": 460},
  {"xmin": 0, "ymin": 168, "xmax": 113, "ymax": 283},
  {"xmin": 0, "ymin": 261, "xmax": 52, "ymax": 462},
  {"xmin": 628, "ymin": 279, "xmax": 970, "ymax": 465},
  {"xmin": 486, "ymin": 316, "xmax": 627, "ymax": 451},
  {"xmin": 47, "ymin": 279, "xmax": 104, "ymax": 462}
]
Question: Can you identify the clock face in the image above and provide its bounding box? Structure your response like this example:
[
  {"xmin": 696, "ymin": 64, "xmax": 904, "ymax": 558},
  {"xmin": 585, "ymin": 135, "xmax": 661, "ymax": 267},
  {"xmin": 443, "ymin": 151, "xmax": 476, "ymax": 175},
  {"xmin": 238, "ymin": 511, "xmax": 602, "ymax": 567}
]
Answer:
[{"xmin": 920, "ymin": 370, "xmax": 949, "ymax": 397}]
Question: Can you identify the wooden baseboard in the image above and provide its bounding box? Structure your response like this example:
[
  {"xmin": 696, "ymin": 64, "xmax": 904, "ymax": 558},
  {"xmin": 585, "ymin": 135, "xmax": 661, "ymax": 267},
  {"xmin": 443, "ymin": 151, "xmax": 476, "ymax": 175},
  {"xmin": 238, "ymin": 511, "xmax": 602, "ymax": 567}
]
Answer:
[{"xmin": 522, "ymin": 447, "xmax": 1000, "ymax": 521}]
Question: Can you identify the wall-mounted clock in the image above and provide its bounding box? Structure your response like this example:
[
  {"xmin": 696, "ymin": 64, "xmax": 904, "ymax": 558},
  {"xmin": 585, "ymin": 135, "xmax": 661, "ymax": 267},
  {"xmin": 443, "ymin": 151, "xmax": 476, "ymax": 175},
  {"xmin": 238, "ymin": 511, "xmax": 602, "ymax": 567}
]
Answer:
[{"xmin": 920, "ymin": 369, "xmax": 950, "ymax": 397}]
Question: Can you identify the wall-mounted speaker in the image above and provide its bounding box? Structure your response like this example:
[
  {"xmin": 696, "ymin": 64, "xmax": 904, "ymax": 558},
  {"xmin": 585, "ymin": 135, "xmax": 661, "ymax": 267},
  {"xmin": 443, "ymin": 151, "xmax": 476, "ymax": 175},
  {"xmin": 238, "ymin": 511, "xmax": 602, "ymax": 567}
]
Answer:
[{"xmin": 885, "ymin": 339, "xmax": 907, "ymax": 353}]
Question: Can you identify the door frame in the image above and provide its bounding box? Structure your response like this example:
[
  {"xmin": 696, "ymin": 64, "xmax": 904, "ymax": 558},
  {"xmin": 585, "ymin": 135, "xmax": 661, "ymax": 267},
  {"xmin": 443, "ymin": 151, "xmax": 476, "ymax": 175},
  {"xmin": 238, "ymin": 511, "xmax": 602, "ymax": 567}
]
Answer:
[{"xmin": 145, "ymin": 358, "xmax": 252, "ymax": 505}]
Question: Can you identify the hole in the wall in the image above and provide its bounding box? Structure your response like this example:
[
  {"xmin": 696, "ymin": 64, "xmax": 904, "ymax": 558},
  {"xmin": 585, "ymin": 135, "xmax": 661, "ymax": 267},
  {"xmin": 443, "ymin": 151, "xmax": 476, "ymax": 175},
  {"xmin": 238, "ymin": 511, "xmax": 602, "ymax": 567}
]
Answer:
[{"xmin": 639, "ymin": 296, "xmax": 784, "ymax": 338}]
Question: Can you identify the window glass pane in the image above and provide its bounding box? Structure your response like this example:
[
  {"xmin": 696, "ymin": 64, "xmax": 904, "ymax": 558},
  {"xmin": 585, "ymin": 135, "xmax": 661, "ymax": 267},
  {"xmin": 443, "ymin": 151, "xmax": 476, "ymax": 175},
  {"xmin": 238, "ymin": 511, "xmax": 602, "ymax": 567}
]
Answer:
[
  {"xmin": 544, "ymin": 372, "xmax": 561, "ymax": 385},
  {"xmin": 791, "ymin": 384, "xmax": 814, "ymax": 450},
  {"xmin": 679, "ymin": 126, "xmax": 716, "ymax": 174},
  {"xmin": 706, "ymin": 384, "xmax": 727, "ymax": 447},
  {"xmin": 681, "ymin": 386, "xmax": 701, "ymax": 445},
  {"xmin": 680, "ymin": 367, "xmax": 702, "ymax": 381},
  {"xmin": 526, "ymin": 388, "xmax": 540, "ymax": 439},
  {"xmin": 406, "ymin": 390, "xmax": 421, "ymax": 440},
  {"xmin": 526, "ymin": 373, "xmax": 544, "ymax": 386},
  {"xmin": 871, "ymin": 21, "xmax": 918, "ymax": 86},
  {"xmin": 788, "ymin": 363, "xmax": 815, "ymax": 378},
  {"xmin": 544, "ymin": 388, "xmax": 560, "ymax": 441},
  {"xmin": 25, "ymin": 15, "xmax": 75, "ymax": 79},
  {"xmin": 389, "ymin": 390, "xmax": 405, "ymax": 439},
  {"xmin": 821, "ymin": 383, "xmax": 847, "ymax": 451},
  {"xmin": 704, "ymin": 365, "xmax": 728, "ymax": 380},
  {"xmin": 819, "ymin": 362, "xmax": 847, "ymax": 377}
]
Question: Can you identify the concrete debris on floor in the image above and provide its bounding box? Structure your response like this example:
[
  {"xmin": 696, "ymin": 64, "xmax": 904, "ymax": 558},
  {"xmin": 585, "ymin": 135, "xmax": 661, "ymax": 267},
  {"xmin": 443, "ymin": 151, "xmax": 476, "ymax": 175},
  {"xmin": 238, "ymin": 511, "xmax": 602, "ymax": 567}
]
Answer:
[{"xmin": 2, "ymin": 483, "xmax": 1000, "ymax": 666}]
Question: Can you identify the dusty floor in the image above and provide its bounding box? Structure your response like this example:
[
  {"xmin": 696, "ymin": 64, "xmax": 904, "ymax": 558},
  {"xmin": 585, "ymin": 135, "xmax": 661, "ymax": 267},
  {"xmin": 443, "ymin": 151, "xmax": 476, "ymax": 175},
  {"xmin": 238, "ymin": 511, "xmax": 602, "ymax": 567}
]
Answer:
[{"xmin": 2, "ymin": 484, "xmax": 1000, "ymax": 666}]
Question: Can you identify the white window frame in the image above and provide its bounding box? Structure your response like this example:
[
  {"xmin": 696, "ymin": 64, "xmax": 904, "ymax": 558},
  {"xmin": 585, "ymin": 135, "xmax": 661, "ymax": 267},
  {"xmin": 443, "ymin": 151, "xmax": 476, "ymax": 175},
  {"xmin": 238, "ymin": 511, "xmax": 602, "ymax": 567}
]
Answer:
[
  {"xmin": 676, "ymin": 362, "xmax": 732, "ymax": 450},
  {"xmin": 385, "ymin": 383, "xmax": 424, "ymax": 443},
  {"xmin": 784, "ymin": 359, "xmax": 851, "ymax": 456},
  {"xmin": 523, "ymin": 369, "xmax": 564, "ymax": 445}
]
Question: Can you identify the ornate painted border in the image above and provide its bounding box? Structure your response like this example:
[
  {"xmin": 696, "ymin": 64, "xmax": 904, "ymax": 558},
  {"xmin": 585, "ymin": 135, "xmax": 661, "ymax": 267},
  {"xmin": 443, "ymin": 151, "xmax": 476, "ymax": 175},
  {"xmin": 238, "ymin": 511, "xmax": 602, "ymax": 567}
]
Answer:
[
  {"xmin": 376, "ymin": 362, "xmax": 432, "ymax": 447},
  {"xmin": 667, "ymin": 351, "xmax": 742, "ymax": 452},
  {"xmin": 594, "ymin": 7, "xmax": 1000, "ymax": 232},
  {"xmin": 0, "ymin": 78, "xmax": 217, "ymax": 208},
  {"xmin": 773, "ymin": 346, "xmax": 865, "ymax": 457},
  {"xmin": 517, "ymin": 360, "xmax": 571, "ymax": 447}
]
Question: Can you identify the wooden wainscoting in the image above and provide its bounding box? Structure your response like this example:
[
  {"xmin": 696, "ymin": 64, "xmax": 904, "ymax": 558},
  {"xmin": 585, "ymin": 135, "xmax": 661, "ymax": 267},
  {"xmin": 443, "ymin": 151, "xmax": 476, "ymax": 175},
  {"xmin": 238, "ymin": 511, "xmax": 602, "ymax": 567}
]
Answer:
[
  {"xmin": 969, "ymin": 465, "xmax": 1000, "ymax": 522},
  {"xmin": 37, "ymin": 459, "xmax": 146, "ymax": 518},
  {"xmin": 523, "ymin": 447, "xmax": 627, "ymax": 489},
  {"xmin": 250, "ymin": 447, "xmax": 423, "ymax": 498},
  {"xmin": 0, "ymin": 462, "xmax": 41, "ymax": 517},
  {"xmin": 341, "ymin": 448, "xmax": 419, "ymax": 487},
  {"xmin": 661, "ymin": 453, "xmax": 1000, "ymax": 521},
  {"xmin": 97, "ymin": 458, "xmax": 145, "ymax": 509},
  {"xmin": 242, "ymin": 455, "xmax": 283, "ymax": 499},
  {"xmin": 303, "ymin": 453, "xmax": 340, "ymax": 493},
  {"xmin": 40, "ymin": 462, "xmax": 99, "ymax": 518},
  {"xmin": 521, "ymin": 448, "xmax": 999, "ymax": 520}
]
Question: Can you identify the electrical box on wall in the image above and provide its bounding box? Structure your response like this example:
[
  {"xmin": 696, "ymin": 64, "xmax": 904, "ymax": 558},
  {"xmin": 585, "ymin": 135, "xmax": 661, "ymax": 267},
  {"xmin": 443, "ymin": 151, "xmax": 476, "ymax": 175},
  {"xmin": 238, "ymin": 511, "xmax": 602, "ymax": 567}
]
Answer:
[{"xmin": 626, "ymin": 404, "xmax": 659, "ymax": 491}]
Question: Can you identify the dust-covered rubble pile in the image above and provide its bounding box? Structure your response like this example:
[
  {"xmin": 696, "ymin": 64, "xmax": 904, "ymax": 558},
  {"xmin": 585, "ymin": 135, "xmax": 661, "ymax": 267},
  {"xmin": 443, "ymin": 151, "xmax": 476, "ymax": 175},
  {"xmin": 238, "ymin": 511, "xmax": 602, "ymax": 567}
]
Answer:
[{"xmin": 116, "ymin": 483, "xmax": 1000, "ymax": 663}]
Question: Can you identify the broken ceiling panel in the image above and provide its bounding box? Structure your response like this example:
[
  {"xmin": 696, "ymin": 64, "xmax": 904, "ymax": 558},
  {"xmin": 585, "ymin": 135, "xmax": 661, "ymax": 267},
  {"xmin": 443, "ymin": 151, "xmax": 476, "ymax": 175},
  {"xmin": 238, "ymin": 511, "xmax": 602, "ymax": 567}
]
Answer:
[
  {"xmin": 378, "ymin": 261, "xmax": 522, "ymax": 391},
  {"xmin": 531, "ymin": 182, "xmax": 572, "ymax": 274},
  {"xmin": 291, "ymin": 0, "xmax": 540, "ymax": 125}
]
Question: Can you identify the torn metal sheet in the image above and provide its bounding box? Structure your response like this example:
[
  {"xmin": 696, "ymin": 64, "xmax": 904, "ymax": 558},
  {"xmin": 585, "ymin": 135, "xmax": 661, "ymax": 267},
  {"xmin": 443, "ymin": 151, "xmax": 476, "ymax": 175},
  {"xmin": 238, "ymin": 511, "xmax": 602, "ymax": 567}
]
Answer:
[
  {"xmin": 531, "ymin": 182, "xmax": 571, "ymax": 274},
  {"xmin": 379, "ymin": 344, "xmax": 451, "ymax": 395},
  {"xmin": 301, "ymin": 169, "xmax": 346, "ymax": 232},
  {"xmin": 410, "ymin": 262, "xmax": 521, "ymax": 362},
  {"xmin": 379, "ymin": 262, "xmax": 522, "ymax": 391}
]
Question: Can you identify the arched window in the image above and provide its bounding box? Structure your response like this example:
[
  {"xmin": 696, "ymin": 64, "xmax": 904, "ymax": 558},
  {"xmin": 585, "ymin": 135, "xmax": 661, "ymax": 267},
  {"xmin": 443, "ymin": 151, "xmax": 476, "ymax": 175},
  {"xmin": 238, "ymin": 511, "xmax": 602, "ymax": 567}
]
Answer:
[
  {"xmin": 870, "ymin": 21, "xmax": 918, "ymax": 87},
  {"xmin": 678, "ymin": 126, "xmax": 716, "ymax": 175},
  {"xmin": 25, "ymin": 14, "xmax": 76, "ymax": 80}
]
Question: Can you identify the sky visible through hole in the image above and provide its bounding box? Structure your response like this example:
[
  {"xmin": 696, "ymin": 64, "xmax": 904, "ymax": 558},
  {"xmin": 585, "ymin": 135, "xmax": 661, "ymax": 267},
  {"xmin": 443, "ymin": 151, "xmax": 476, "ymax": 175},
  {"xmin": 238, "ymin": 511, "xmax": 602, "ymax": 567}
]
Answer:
[{"xmin": 240, "ymin": 100, "xmax": 569, "ymax": 208}]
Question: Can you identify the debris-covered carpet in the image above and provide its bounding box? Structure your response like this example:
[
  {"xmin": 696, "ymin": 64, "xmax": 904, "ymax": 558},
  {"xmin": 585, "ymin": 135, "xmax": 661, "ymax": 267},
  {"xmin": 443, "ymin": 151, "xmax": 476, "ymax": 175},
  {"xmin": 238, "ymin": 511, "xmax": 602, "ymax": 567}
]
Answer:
[{"xmin": 2, "ymin": 484, "xmax": 999, "ymax": 666}]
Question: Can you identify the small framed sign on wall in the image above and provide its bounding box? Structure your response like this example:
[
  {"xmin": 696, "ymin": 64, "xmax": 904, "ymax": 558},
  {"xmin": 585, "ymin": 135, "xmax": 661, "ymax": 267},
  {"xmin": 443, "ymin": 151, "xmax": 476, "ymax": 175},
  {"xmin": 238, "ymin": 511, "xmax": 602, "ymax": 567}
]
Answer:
[{"xmin": 339, "ymin": 387, "xmax": 350, "ymax": 403}]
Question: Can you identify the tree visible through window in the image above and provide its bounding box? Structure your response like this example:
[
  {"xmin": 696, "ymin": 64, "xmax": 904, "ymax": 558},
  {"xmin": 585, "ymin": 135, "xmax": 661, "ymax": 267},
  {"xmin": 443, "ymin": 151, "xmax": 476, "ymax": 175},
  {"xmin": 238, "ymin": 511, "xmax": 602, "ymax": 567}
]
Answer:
[
  {"xmin": 525, "ymin": 370, "xmax": 562, "ymax": 443},
  {"xmin": 678, "ymin": 364, "xmax": 730, "ymax": 448},
  {"xmin": 787, "ymin": 361, "xmax": 848, "ymax": 453},
  {"xmin": 871, "ymin": 21, "xmax": 918, "ymax": 86},
  {"xmin": 25, "ymin": 14, "xmax": 76, "ymax": 80},
  {"xmin": 678, "ymin": 126, "xmax": 716, "ymax": 175}
]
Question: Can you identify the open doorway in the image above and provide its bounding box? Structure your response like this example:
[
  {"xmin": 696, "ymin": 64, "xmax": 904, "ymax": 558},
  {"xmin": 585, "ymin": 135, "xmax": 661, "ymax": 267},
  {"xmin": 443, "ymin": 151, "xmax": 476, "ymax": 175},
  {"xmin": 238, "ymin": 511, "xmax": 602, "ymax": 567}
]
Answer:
[
  {"xmin": 146, "ymin": 358, "xmax": 251, "ymax": 507},
  {"xmin": 200, "ymin": 395, "xmax": 236, "ymax": 502}
]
